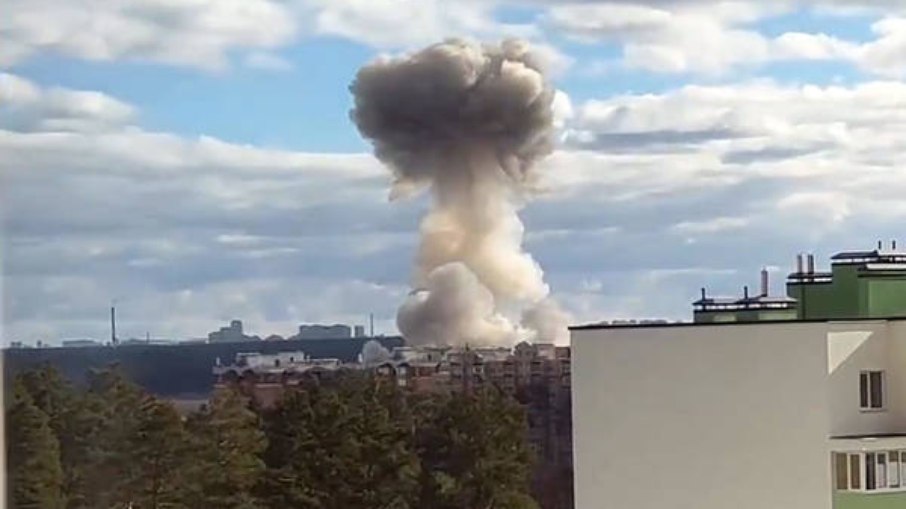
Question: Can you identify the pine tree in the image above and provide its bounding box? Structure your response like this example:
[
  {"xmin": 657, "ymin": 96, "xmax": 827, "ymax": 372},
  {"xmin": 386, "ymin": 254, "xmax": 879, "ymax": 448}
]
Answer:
[
  {"xmin": 261, "ymin": 374, "xmax": 420, "ymax": 509},
  {"xmin": 186, "ymin": 387, "xmax": 266, "ymax": 509},
  {"xmin": 126, "ymin": 397, "xmax": 192, "ymax": 509},
  {"xmin": 79, "ymin": 366, "xmax": 149, "ymax": 508},
  {"xmin": 17, "ymin": 365, "xmax": 103, "ymax": 509},
  {"xmin": 415, "ymin": 388, "xmax": 538, "ymax": 509},
  {"xmin": 6, "ymin": 380, "xmax": 65, "ymax": 509}
]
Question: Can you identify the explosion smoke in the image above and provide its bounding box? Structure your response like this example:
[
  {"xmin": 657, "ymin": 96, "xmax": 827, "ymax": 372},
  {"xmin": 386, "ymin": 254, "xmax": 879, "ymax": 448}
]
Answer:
[
  {"xmin": 350, "ymin": 38, "xmax": 569, "ymax": 346},
  {"xmin": 361, "ymin": 339, "xmax": 393, "ymax": 366}
]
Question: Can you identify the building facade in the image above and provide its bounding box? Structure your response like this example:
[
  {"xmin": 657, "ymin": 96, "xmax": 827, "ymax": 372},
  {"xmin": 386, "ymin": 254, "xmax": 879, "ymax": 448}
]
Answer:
[{"xmin": 575, "ymin": 243, "xmax": 906, "ymax": 509}]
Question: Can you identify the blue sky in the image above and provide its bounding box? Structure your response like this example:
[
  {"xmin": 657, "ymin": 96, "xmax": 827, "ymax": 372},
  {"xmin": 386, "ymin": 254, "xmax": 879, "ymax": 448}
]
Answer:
[{"xmin": 3, "ymin": 0, "xmax": 906, "ymax": 343}]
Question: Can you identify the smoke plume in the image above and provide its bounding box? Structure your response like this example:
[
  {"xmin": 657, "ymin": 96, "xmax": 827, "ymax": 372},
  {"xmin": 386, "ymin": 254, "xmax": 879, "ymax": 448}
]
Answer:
[
  {"xmin": 351, "ymin": 38, "xmax": 569, "ymax": 346},
  {"xmin": 361, "ymin": 339, "xmax": 393, "ymax": 366}
]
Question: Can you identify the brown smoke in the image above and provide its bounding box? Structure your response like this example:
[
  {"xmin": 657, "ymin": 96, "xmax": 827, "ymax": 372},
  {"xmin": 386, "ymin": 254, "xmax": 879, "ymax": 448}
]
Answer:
[{"xmin": 350, "ymin": 38, "xmax": 569, "ymax": 346}]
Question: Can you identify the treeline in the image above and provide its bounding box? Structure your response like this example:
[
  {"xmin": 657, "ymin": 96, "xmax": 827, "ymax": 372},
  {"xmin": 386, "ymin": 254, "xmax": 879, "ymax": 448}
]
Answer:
[{"xmin": 5, "ymin": 365, "xmax": 538, "ymax": 509}]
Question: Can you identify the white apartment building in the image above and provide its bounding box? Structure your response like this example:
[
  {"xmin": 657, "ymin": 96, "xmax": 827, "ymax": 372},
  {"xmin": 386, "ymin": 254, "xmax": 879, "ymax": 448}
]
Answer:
[{"xmin": 572, "ymin": 319, "xmax": 906, "ymax": 509}]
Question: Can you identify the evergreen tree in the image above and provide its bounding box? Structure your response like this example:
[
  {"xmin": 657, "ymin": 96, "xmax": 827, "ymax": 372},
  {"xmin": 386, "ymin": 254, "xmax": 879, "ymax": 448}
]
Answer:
[
  {"xmin": 261, "ymin": 374, "xmax": 420, "ymax": 509},
  {"xmin": 16, "ymin": 365, "xmax": 103, "ymax": 509},
  {"xmin": 6, "ymin": 380, "xmax": 65, "ymax": 509},
  {"xmin": 416, "ymin": 388, "xmax": 538, "ymax": 509},
  {"xmin": 186, "ymin": 387, "xmax": 266, "ymax": 509},
  {"xmin": 126, "ymin": 397, "xmax": 192, "ymax": 509},
  {"xmin": 79, "ymin": 366, "xmax": 149, "ymax": 508}
]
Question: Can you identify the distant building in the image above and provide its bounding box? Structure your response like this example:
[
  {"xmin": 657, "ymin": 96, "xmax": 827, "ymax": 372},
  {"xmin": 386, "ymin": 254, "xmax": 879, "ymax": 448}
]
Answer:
[
  {"xmin": 207, "ymin": 320, "xmax": 258, "ymax": 343},
  {"xmin": 214, "ymin": 341, "xmax": 573, "ymax": 509},
  {"xmin": 292, "ymin": 324, "xmax": 352, "ymax": 339},
  {"xmin": 354, "ymin": 325, "xmax": 366, "ymax": 338},
  {"xmin": 62, "ymin": 339, "xmax": 101, "ymax": 348},
  {"xmin": 263, "ymin": 334, "xmax": 285, "ymax": 341},
  {"xmin": 694, "ymin": 243, "xmax": 906, "ymax": 323},
  {"xmin": 213, "ymin": 351, "xmax": 349, "ymax": 408}
]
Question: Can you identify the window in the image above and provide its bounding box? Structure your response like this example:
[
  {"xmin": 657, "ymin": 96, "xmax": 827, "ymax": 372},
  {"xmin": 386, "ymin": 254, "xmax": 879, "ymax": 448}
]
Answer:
[
  {"xmin": 850, "ymin": 454, "xmax": 861, "ymax": 489},
  {"xmin": 836, "ymin": 453, "xmax": 849, "ymax": 490},
  {"xmin": 889, "ymin": 452, "xmax": 900, "ymax": 488},
  {"xmin": 867, "ymin": 453, "xmax": 877, "ymax": 490},
  {"xmin": 878, "ymin": 454, "xmax": 888, "ymax": 489},
  {"xmin": 901, "ymin": 452, "xmax": 906, "ymax": 488},
  {"xmin": 860, "ymin": 371, "xmax": 885, "ymax": 410},
  {"xmin": 839, "ymin": 451, "xmax": 906, "ymax": 492}
]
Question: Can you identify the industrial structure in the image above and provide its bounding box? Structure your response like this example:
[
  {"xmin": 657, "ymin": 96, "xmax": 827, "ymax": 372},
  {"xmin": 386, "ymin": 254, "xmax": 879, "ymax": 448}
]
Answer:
[
  {"xmin": 694, "ymin": 241, "xmax": 906, "ymax": 323},
  {"xmin": 573, "ymin": 242, "xmax": 906, "ymax": 509}
]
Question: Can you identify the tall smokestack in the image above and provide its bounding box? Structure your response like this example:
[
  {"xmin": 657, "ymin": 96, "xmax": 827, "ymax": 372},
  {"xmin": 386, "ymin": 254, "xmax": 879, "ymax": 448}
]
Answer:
[
  {"xmin": 351, "ymin": 39, "xmax": 569, "ymax": 346},
  {"xmin": 807, "ymin": 254, "xmax": 815, "ymax": 275},
  {"xmin": 110, "ymin": 305, "xmax": 117, "ymax": 345},
  {"xmin": 760, "ymin": 268, "xmax": 769, "ymax": 297},
  {"xmin": 796, "ymin": 253, "xmax": 804, "ymax": 275}
]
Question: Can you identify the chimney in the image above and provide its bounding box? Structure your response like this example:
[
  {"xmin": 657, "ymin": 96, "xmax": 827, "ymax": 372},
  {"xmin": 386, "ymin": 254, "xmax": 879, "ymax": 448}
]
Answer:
[
  {"xmin": 796, "ymin": 253, "xmax": 804, "ymax": 274},
  {"xmin": 807, "ymin": 254, "xmax": 815, "ymax": 275},
  {"xmin": 878, "ymin": 240, "xmax": 883, "ymax": 250},
  {"xmin": 110, "ymin": 305, "xmax": 117, "ymax": 346},
  {"xmin": 700, "ymin": 287, "xmax": 707, "ymax": 300},
  {"xmin": 760, "ymin": 268, "xmax": 769, "ymax": 297},
  {"xmin": 743, "ymin": 285, "xmax": 749, "ymax": 299}
]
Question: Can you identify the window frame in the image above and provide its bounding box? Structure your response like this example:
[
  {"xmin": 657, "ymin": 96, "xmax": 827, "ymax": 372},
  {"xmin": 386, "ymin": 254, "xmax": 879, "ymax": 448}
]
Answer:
[
  {"xmin": 836, "ymin": 450, "xmax": 906, "ymax": 493},
  {"xmin": 860, "ymin": 370, "xmax": 886, "ymax": 412}
]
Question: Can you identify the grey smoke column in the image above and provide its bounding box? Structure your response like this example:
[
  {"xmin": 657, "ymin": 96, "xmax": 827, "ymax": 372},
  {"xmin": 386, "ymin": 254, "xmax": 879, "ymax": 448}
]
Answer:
[{"xmin": 350, "ymin": 38, "xmax": 568, "ymax": 346}]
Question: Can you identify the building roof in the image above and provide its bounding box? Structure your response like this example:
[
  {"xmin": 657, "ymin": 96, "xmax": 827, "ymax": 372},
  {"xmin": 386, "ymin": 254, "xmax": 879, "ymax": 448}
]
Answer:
[
  {"xmin": 570, "ymin": 315, "xmax": 906, "ymax": 331},
  {"xmin": 831, "ymin": 249, "xmax": 906, "ymax": 264}
]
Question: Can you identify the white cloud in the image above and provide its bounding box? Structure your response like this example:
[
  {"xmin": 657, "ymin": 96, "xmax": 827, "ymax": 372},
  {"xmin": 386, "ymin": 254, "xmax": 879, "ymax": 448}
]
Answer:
[
  {"xmin": 858, "ymin": 17, "xmax": 906, "ymax": 78},
  {"xmin": 244, "ymin": 51, "xmax": 294, "ymax": 71},
  {"xmin": 307, "ymin": 0, "xmax": 537, "ymax": 49},
  {"xmin": 0, "ymin": 73, "xmax": 135, "ymax": 133},
  {"xmin": 543, "ymin": 1, "xmax": 906, "ymax": 75},
  {"xmin": 672, "ymin": 217, "xmax": 750, "ymax": 234},
  {"xmin": 0, "ymin": 0, "xmax": 297, "ymax": 69}
]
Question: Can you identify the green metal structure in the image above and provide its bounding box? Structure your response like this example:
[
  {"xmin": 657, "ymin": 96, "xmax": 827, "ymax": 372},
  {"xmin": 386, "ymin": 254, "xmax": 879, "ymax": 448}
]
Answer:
[
  {"xmin": 693, "ymin": 242, "xmax": 906, "ymax": 323},
  {"xmin": 789, "ymin": 245, "xmax": 906, "ymax": 320}
]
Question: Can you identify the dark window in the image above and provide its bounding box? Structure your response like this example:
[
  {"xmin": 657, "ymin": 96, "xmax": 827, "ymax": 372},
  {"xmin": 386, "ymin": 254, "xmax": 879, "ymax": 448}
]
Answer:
[
  {"xmin": 867, "ymin": 453, "xmax": 876, "ymax": 490},
  {"xmin": 861, "ymin": 371, "xmax": 885, "ymax": 410},
  {"xmin": 861, "ymin": 372, "xmax": 870, "ymax": 408}
]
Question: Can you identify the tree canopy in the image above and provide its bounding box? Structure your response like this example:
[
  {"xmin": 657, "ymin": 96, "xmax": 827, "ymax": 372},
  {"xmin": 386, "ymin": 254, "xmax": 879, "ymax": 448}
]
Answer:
[{"xmin": 6, "ymin": 365, "xmax": 539, "ymax": 509}]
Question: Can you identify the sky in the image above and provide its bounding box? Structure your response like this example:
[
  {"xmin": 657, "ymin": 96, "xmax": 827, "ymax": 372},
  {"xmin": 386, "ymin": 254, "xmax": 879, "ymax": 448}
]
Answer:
[{"xmin": 3, "ymin": 0, "xmax": 906, "ymax": 344}]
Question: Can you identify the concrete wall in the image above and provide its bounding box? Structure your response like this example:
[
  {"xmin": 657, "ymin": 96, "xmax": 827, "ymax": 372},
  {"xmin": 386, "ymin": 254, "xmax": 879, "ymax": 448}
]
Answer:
[
  {"xmin": 572, "ymin": 322, "xmax": 831, "ymax": 509},
  {"xmin": 878, "ymin": 322, "xmax": 906, "ymax": 435},
  {"xmin": 827, "ymin": 322, "xmax": 903, "ymax": 437}
]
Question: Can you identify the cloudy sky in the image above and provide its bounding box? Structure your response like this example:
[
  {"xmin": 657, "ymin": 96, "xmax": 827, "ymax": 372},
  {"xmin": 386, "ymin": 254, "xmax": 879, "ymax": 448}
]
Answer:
[{"xmin": 3, "ymin": 0, "xmax": 906, "ymax": 344}]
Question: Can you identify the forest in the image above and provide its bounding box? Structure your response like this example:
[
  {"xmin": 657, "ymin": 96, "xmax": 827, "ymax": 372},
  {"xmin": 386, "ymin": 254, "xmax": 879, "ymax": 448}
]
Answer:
[{"xmin": 6, "ymin": 364, "xmax": 539, "ymax": 509}]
